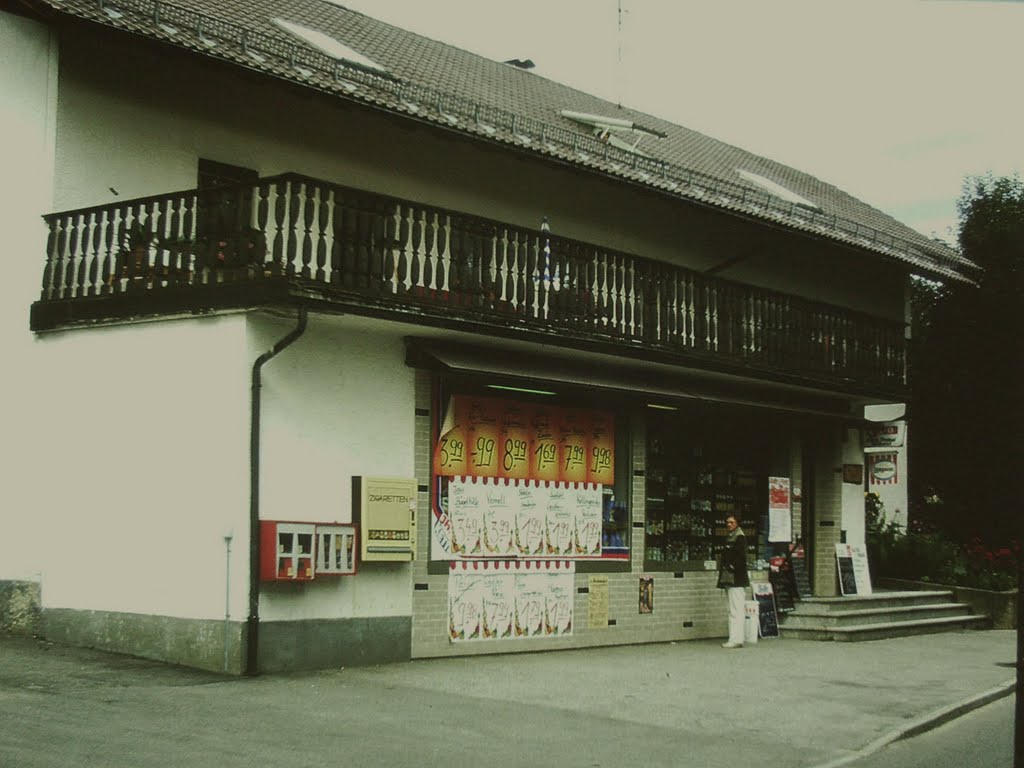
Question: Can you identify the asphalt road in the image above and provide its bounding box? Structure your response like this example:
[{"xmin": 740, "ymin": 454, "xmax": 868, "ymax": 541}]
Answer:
[
  {"xmin": 846, "ymin": 696, "xmax": 1015, "ymax": 768},
  {"xmin": 1, "ymin": 631, "xmax": 1016, "ymax": 768}
]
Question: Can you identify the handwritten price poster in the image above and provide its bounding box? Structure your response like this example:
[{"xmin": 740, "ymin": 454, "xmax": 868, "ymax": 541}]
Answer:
[
  {"xmin": 449, "ymin": 561, "xmax": 574, "ymax": 643},
  {"xmin": 434, "ymin": 395, "xmax": 614, "ymax": 485},
  {"xmin": 434, "ymin": 477, "xmax": 602, "ymax": 560}
]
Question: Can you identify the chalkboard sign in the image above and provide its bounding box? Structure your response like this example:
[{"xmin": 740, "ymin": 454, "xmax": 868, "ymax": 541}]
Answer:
[
  {"xmin": 752, "ymin": 583, "xmax": 780, "ymax": 638},
  {"xmin": 836, "ymin": 552, "xmax": 858, "ymax": 595},
  {"xmin": 769, "ymin": 569, "xmax": 796, "ymax": 613},
  {"xmin": 790, "ymin": 554, "xmax": 812, "ymax": 598},
  {"xmin": 835, "ymin": 544, "xmax": 872, "ymax": 596}
]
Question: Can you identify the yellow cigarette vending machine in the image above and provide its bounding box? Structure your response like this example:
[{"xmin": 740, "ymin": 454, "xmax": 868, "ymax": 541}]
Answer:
[{"xmin": 352, "ymin": 476, "xmax": 417, "ymax": 562}]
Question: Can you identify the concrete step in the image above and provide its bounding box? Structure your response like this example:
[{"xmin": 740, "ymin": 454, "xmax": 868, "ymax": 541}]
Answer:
[
  {"xmin": 780, "ymin": 602, "xmax": 972, "ymax": 630},
  {"xmin": 781, "ymin": 614, "xmax": 991, "ymax": 642},
  {"xmin": 792, "ymin": 591, "xmax": 955, "ymax": 612}
]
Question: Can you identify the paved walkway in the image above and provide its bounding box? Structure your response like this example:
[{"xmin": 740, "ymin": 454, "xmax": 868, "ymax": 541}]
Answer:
[{"xmin": 0, "ymin": 630, "xmax": 1016, "ymax": 768}]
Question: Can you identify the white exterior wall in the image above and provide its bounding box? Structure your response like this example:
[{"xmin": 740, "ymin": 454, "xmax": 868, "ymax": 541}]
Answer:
[
  {"xmin": 30, "ymin": 315, "xmax": 251, "ymax": 619},
  {"xmin": 0, "ymin": 10, "xmax": 58, "ymax": 581},
  {"xmin": 252, "ymin": 314, "xmax": 416, "ymax": 621}
]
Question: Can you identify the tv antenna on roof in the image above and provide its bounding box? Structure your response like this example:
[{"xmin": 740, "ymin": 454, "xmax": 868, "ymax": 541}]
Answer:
[{"xmin": 617, "ymin": 0, "xmax": 628, "ymax": 109}]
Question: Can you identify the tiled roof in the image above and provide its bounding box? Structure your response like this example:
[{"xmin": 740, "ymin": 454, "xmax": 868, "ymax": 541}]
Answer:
[{"xmin": 34, "ymin": 0, "xmax": 977, "ymax": 282}]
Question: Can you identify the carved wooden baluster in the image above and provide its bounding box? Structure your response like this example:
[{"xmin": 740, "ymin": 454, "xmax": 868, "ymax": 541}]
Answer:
[
  {"xmin": 671, "ymin": 268, "xmax": 683, "ymax": 346},
  {"xmin": 475, "ymin": 220, "xmax": 494, "ymax": 312},
  {"xmin": 422, "ymin": 210, "xmax": 437, "ymax": 298},
  {"xmin": 508, "ymin": 230, "xmax": 523, "ymax": 316},
  {"xmin": 435, "ymin": 213, "xmax": 450, "ymax": 301},
  {"xmin": 39, "ymin": 216, "xmax": 57, "ymax": 300},
  {"xmin": 255, "ymin": 181, "xmax": 273, "ymax": 278},
  {"xmin": 62, "ymin": 212, "xmax": 81, "ymax": 298},
  {"xmin": 690, "ymin": 276, "xmax": 705, "ymax": 351},
  {"xmin": 720, "ymin": 284, "xmax": 736, "ymax": 357},
  {"xmin": 85, "ymin": 211, "xmax": 104, "ymax": 296},
  {"xmin": 353, "ymin": 198, "xmax": 371, "ymax": 292},
  {"xmin": 496, "ymin": 228, "xmax": 510, "ymax": 310},
  {"xmin": 152, "ymin": 199, "xmax": 169, "ymax": 286},
  {"xmin": 284, "ymin": 181, "xmax": 300, "ymax": 278},
  {"xmin": 617, "ymin": 254, "xmax": 630, "ymax": 336},
  {"xmin": 380, "ymin": 201, "xmax": 399, "ymax": 294},
  {"xmin": 164, "ymin": 196, "xmax": 182, "ymax": 283},
  {"xmin": 296, "ymin": 183, "xmax": 312, "ymax": 280},
  {"xmin": 335, "ymin": 195, "xmax": 355, "ymax": 289},
  {"xmin": 270, "ymin": 181, "xmax": 287, "ymax": 276},
  {"xmin": 314, "ymin": 186, "xmax": 329, "ymax": 283},
  {"xmin": 491, "ymin": 225, "xmax": 507, "ymax": 313},
  {"xmin": 449, "ymin": 218, "xmax": 467, "ymax": 306},
  {"xmin": 565, "ymin": 241, "xmax": 581, "ymax": 330},
  {"xmin": 96, "ymin": 210, "xmax": 113, "ymax": 294},
  {"xmin": 625, "ymin": 255, "xmax": 640, "ymax": 338},
  {"xmin": 406, "ymin": 206, "xmax": 423, "ymax": 297},
  {"xmin": 385, "ymin": 203, "xmax": 404, "ymax": 295}
]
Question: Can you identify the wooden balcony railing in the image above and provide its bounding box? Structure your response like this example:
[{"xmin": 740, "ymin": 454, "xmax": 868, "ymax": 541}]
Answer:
[{"xmin": 35, "ymin": 172, "xmax": 907, "ymax": 391}]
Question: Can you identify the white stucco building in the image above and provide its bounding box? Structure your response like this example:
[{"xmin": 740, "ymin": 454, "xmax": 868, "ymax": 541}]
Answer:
[{"xmin": 0, "ymin": 0, "xmax": 976, "ymax": 672}]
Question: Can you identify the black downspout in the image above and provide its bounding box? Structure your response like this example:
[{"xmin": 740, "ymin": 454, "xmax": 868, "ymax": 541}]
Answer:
[{"xmin": 247, "ymin": 307, "xmax": 308, "ymax": 676}]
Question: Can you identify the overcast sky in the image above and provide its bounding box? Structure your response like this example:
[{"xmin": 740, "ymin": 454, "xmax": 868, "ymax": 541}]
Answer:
[{"xmin": 336, "ymin": 0, "xmax": 1023, "ymax": 247}]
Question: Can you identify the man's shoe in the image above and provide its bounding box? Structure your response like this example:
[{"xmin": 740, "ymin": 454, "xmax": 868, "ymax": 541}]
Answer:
[{"xmin": 721, "ymin": 642, "xmax": 743, "ymax": 648}]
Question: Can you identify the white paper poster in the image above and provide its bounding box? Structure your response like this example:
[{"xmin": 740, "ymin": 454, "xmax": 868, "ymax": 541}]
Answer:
[
  {"xmin": 448, "ymin": 561, "xmax": 575, "ymax": 642},
  {"xmin": 449, "ymin": 478, "xmax": 484, "ymax": 556},
  {"xmin": 573, "ymin": 485, "xmax": 602, "ymax": 555},
  {"xmin": 515, "ymin": 480, "xmax": 547, "ymax": 556},
  {"xmin": 768, "ymin": 476, "xmax": 792, "ymax": 543},
  {"xmin": 545, "ymin": 484, "xmax": 574, "ymax": 555},
  {"xmin": 482, "ymin": 480, "xmax": 518, "ymax": 556}
]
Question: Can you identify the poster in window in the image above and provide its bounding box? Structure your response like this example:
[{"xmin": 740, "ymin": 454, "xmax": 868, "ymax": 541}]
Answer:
[
  {"xmin": 639, "ymin": 576, "xmax": 654, "ymax": 614},
  {"xmin": 558, "ymin": 409, "xmax": 589, "ymax": 484},
  {"xmin": 499, "ymin": 402, "xmax": 532, "ymax": 480},
  {"xmin": 544, "ymin": 483, "xmax": 575, "ymax": 555},
  {"xmin": 482, "ymin": 479, "xmax": 518, "ymax": 556},
  {"xmin": 573, "ymin": 484, "xmax": 603, "ymax": 556},
  {"xmin": 466, "ymin": 397, "xmax": 501, "ymax": 477},
  {"xmin": 433, "ymin": 396, "xmax": 469, "ymax": 476},
  {"xmin": 514, "ymin": 480, "xmax": 547, "ymax": 555},
  {"xmin": 449, "ymin": 477, "xmax": 483, "ymax": 556},
  {"xmin": 530, "ymin": 405, "xmax": 561, "ymax": 481},
  {"xmin": 588, "ymin": 411, "xmax": 615, "ymax": 485},
  {"xmin": 768, "ymin": 476, "xmax": 792, "ymax": 543}
]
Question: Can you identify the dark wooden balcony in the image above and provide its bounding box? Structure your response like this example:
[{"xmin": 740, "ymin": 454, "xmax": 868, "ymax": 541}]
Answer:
[{"xmin": 30, "ymin": 172, "xmax": 907, "ymax": 396}]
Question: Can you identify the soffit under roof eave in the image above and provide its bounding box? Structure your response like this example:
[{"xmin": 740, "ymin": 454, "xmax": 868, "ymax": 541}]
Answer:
[{"xmin": 405, "ymin": 338, "xmax": 872, "ymax": 424}]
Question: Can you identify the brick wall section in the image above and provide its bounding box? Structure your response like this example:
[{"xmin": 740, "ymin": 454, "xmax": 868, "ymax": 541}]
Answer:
[
  {"xmin": 409, "ymin": 375, "xmax": 763, "ymax": 659},
  {"xmin": 811, "ymin": 426, "xmax": 841, "ymax": 597}
]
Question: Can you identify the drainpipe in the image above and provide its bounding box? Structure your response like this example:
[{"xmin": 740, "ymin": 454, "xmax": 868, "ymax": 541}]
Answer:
[{"xmin": 247, "ymin": 307, "xmax": 308, "ymax": 675}]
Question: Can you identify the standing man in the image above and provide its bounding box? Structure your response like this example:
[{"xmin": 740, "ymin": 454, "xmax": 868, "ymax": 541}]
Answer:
[{"xmin": 718, "ymin": 514, "xmax": 750, "ymax": 648}]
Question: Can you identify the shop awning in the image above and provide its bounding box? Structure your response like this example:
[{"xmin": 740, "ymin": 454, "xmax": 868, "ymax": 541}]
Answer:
[{"xmin": 405, "ymin": 339, "xmax": 866, "ymax": 421}]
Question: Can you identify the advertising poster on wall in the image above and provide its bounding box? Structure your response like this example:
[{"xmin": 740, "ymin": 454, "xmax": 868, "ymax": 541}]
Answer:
[
  {"xmin": 639, "ymin": 576, "xmax": 654, "ymax": 614},
  {"xmin": 448, "ymin": 561, "xmax": 575, "ymax": 642},
  {"xmin": 768, "ymin": 476, "xmax": 792, "ymax": 543},
  {"xmin": 868, "ymin": 453, "xmax": 899, "ymax": 486},
  {"xmin": 434, "ymin": 395, "xmax": 614, "ymax": 485},
  {"xmin": 434, "ymin": 477, "xmax": 603, "ymax": 561},
  {"xmin": 587, "ymin": 575, "xmax": 610, "ymax": 628}
]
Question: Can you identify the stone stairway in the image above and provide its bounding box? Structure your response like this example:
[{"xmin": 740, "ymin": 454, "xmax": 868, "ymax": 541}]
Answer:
[{"xmin": 778, "ymin": 590, "xmax": 991, "ymax": 641}]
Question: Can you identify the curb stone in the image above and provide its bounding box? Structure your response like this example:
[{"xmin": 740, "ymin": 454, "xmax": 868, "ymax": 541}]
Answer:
[{"xmin": 809, "ymin": 678, "xmax": 1016, "ymax": 768}]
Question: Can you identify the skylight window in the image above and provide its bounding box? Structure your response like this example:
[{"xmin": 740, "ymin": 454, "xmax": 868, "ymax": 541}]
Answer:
[
  {"xmin": 560, "ymin": 109, "xmax": 666, "ymax": 156},
  {"xmin": 272, "ymin": 18, "xmax": 387, "ymax": 74},
  {"xmin": 736, "ymin": 169, "xmax": 821, "ymax": 212}
]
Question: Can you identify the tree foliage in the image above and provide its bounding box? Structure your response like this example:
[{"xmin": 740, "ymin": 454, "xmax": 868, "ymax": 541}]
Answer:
[{"xmin": 909, "ymin": 173, "xmax": 1024, "ymax": 544}]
